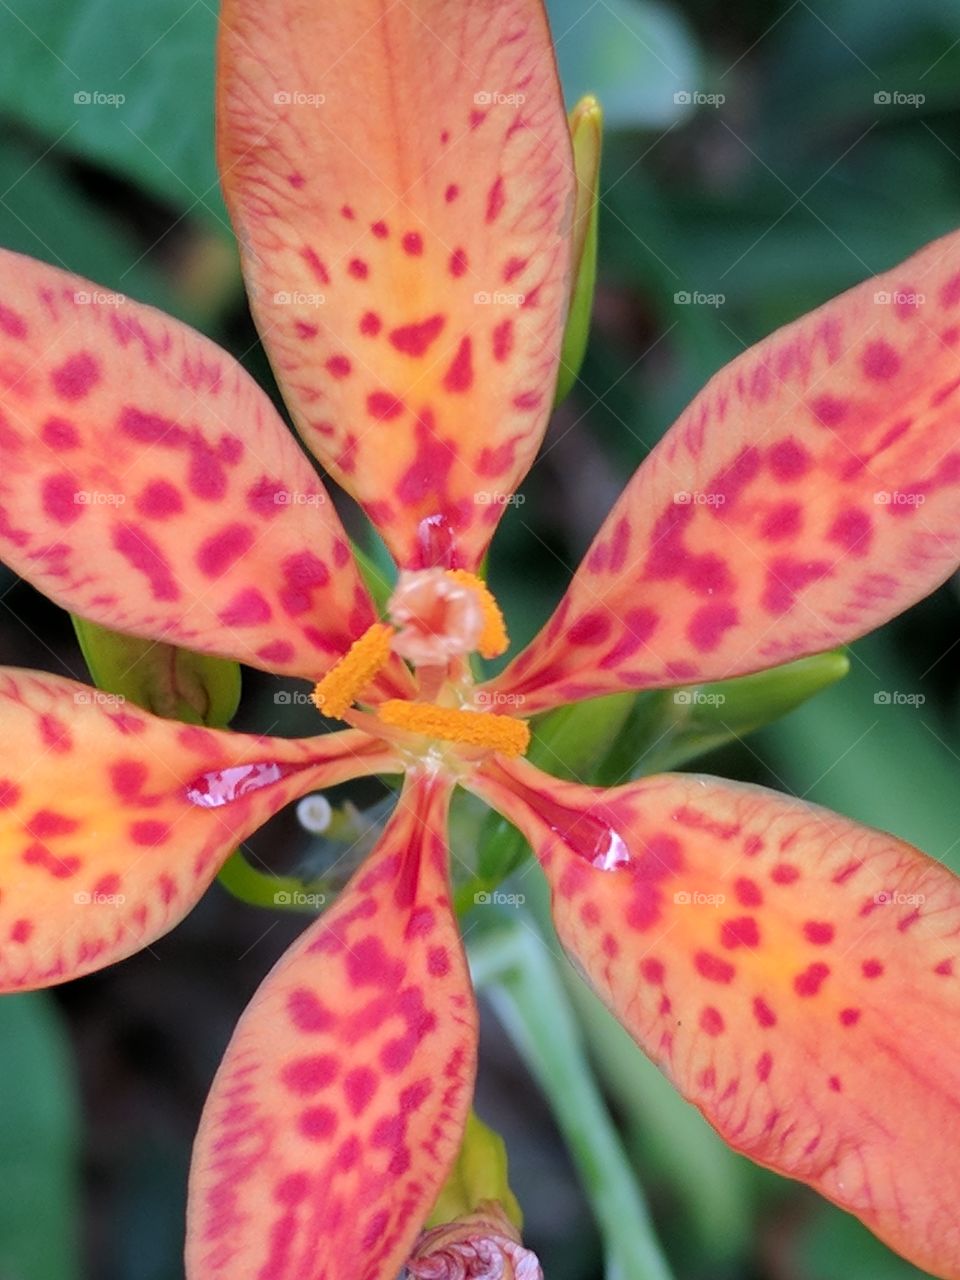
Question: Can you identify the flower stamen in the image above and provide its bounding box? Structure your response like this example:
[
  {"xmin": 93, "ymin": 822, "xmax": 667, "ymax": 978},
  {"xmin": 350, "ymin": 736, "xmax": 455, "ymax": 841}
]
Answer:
[
  {"xmin": 311, "ymin": 623, "xmax": 395, "ymax": 720},
  {"xmin": 376, "ymin": 699, "xmax": 530, "ymax": 757},
  {"xmin": 445, "ymin": 569, "xmax": 509, "ymax": 658}
]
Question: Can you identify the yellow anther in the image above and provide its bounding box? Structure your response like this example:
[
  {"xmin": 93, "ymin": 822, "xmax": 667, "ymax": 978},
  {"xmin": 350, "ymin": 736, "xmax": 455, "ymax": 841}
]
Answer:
[
  {"xmin": 312, "ymin": 623, "xmax": 395, "ymax": 720},
  {"xmin": 445, "ymin": 570, "xmax": 509, "ymax": 659},
  {"xmin": 377, "ymin": 700, "xmax": 530, "ymax": 758}
]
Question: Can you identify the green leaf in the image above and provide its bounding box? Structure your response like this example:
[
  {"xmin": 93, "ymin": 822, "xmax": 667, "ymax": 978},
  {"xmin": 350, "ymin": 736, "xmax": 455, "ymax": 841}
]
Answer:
[
  {"xmin": 73, "ymin": 615, "xmax": 241, "ymax": 727},
  {"xmin": 555, "ymin": 96, "xmax": 602, "ymax": 406},
  {"xmin": 470, "ymin": 915, "xmax": 674, "ymax": 1280},
  {"xmin": 427, "ymin": 1111, "xmax": 523, "ymax": 1230},
  {"xmin": 597, "ymin": 649, "xmax": 851, "ymax": 783},
  {"xmin": 0, "ymin": 994, "xmax": 81, "ymax": 1280},
  {"xmin": 0, "ymin": 134, "xmax": 200, "ymax": 322},
  {"xmin": 0, "ymin": 0, "xmax": 223, "ymax": 226}
]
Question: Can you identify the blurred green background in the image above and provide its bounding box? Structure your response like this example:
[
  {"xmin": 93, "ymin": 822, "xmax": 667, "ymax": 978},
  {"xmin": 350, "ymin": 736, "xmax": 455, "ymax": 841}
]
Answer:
[{"xmin": 0, "ymin": 0, "xmax": 959, "ymax": 1277}]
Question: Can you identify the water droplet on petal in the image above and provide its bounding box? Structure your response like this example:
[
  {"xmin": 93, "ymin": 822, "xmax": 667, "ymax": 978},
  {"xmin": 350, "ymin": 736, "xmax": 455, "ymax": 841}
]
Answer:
[{"xmin": 185, "ymin": 761, "xmax": 297, "ymax": 808}]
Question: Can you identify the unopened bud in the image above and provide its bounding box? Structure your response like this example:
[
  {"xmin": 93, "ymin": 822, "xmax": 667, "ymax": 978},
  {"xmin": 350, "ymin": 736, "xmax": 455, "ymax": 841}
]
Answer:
[{"xmin": 404, "ymin": 1202, "xmax": 542, "ymax": 1279}]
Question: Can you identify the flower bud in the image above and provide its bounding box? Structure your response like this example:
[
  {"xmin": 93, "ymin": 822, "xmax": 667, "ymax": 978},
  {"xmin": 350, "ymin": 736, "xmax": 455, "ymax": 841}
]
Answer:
[{"xmin": 404, "ymin": 1202, "xmax": 543, "ymax": 1280}]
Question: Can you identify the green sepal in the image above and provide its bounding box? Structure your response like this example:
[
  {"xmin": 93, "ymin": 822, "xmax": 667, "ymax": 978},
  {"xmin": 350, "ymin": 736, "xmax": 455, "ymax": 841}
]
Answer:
[
  {"xmin": 554, "ymin": 95, "xmax": 603, "ymax": 406},
  {"xmin": 72, "ymin": 615, "xmax": 240, "ymax": 727},
  {"xmin": 351, "ymin": 539, "xmax": 395, "ymax": 614},
  {"xmin": 597, "ymin": 649, "xmax": 850, "ymax": 783},
  {"xmin": 427, "ymin": 1111, "xmax": 523, "ymax": 1230}
]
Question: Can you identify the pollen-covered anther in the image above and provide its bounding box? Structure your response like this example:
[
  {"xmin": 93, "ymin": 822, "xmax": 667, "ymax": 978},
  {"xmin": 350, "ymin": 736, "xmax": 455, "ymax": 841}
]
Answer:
[
  {"xmin": 445, "ymin": 569, "xmax": 509, "ymax": 658},
  {"xmin": 377, "ymin": 700, "xmax": 530, "ymax": 758},
  {"xmin": 311, "ymin": 622, "xmax": 395, "ymax": 719},
  {"xmin": 386, "ymin": 568, "xmax": 509, "ymax": 665}
]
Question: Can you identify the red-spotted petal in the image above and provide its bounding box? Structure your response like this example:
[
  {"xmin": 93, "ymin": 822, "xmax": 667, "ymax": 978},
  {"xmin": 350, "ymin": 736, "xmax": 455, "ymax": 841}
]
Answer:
[
  {"xmin": 468, "ymin": 756, "xmax": 960, "ymax": 1278},
  {"xmin": 0, "ymin": 248, "xmax": 376, "ymax": 680},
  {"xmin": 217, "ymin": 0, "xmax": 573, "ymax": 570},
  {"xmin": 493, "ymin": 230, "xmax": 960, "ymax": 712},
  {"xmin": 0, "ymin": 666, "xmax": 396, "ymax": 991},
  {"xmin": 186, "ymin": 772, "xmax": 476, "ymax": 1280}
]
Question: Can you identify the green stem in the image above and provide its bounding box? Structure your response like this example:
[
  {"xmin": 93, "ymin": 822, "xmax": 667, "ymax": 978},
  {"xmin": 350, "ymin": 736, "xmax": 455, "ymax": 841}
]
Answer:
[
  {"xmin": 216, "ymin": 849, "xmax": 327, "ymax": 913},
  {"xmin": 470, "ymin": 919, "xmax": 675, "ymax": 1280}
]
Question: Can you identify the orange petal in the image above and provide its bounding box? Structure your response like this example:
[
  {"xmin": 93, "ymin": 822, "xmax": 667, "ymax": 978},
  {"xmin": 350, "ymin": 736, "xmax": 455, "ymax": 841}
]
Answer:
[
  {"xmin": 468, "ymin": 756, "xmax": 960, "ymax": 1278},
  {"xmin": 186, "ymin": 772, "xmax": 477, "ymax": 1279},
  {"xmin": 0, "ymin": 666, "xmax": 396, "ymax": 991},
  {"xmin": 217, "ymin": 0, "xmax": 573, "ymax": 570},
  {"xmin": 0, "ymin": 248, "xmax": 376, "ymax": 680},
  {"xmin": 494, "ymin": 230, "xmax": 960, "ymax": 712}
]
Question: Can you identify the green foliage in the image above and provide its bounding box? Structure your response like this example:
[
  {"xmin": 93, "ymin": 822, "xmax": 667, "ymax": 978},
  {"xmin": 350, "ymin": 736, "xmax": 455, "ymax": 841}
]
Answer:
[
  {"xmin": 427, "ymin": 1111, "xmax": 523, "ymax": 1229},
  {"xmin": 0, "ymin": 0, "xmax": 221, "ymax": 223},
  {"xmin": 73, "ymin": 615, "xmax": 241, "ymax": 727},
  {"xmin": 0, "ymin": 995, "xmax": 80, "ymax": 1280},
  {"xmin": 471, "ymin": 916, "xmax": 675, "ymax": 1280},
  {"xmin": 555, "ymin": 97, "xmax": 603, "ymax": 406}
]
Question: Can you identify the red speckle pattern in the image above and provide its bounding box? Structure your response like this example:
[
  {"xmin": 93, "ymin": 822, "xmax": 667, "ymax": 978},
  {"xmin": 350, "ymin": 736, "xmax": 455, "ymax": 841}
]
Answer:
[
  {"xmin": 0, "ymin": 669, "xmax": 397, "ymax": 992},
  {"xmin": 217, "ymin": 0, "xmax": 573, "ymax": 569},
  {"xmin": 469, "ymin": 756, "xmax": 960, "ymax": 1275},
  {"xmin": 490, "ymin": 231, "xmax": 960, "ymax": 712},
  {"xmin": 186, "ymin": 774, "xmax": 476, "ymax": 1280},
  {"xmin": 0, "ymin": 247, "xmax": 384, "ymax": 683}
]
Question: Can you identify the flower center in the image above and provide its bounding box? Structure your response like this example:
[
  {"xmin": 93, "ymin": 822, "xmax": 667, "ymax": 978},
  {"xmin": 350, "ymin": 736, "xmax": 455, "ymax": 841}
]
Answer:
[{"xmin": 311, "ymin": 569, "xmax": 528, "ymax": 759}]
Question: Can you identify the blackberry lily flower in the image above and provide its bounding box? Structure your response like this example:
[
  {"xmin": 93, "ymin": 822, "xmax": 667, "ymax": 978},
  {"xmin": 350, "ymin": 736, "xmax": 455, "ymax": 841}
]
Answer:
[{"xmin": 0, "ymin": 1, "xmax": 959, "ymax": 1277}]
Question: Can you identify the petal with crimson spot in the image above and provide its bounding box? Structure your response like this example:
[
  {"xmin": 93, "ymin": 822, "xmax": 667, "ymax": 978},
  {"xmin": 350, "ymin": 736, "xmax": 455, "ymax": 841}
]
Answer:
[
  {"xmin": 217, "ymin": 0, "xmax": 573, "ymax": 570},
  {"xmin": 492, "ymin": 229, "xmax": 960, "ymax": 712},
  {"xmin": 186, "ymin": 772, "xmax": 477, "ymax": 1280},
  {"xmin": 0, "ymin": 666, "xmax": 397, "ymax": 991},
  {"xmin": 0, "ymin": 248, "xmax": 377, "ymax": 680},
  {"xmin": 467, "ymin": 756, "xmax": 960, "ymax": 1279}
]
